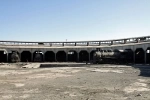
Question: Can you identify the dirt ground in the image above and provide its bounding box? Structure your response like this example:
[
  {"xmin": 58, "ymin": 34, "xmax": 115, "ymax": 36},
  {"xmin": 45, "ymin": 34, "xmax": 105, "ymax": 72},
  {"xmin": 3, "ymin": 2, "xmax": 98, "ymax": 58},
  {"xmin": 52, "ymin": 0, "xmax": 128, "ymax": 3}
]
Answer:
[{"xmin": 0, "ymin": 63, "xmax": 150, "ymax": 100}]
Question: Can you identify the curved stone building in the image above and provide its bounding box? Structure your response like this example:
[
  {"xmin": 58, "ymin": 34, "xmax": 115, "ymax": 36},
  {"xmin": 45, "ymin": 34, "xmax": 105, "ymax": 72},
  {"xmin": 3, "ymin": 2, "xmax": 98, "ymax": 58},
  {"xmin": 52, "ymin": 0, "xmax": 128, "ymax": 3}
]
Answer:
[{"xmin": 0, "ymin": 36, "xmax": 150, "ymax": 64}]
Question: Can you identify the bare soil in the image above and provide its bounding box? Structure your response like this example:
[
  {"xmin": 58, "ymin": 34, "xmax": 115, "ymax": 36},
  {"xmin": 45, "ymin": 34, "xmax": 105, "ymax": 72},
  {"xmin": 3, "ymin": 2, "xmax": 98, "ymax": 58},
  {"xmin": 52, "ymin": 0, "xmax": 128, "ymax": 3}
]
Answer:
[{"xmin": 0, "ymin": 63, "xmax": 150, "ymax": 100}]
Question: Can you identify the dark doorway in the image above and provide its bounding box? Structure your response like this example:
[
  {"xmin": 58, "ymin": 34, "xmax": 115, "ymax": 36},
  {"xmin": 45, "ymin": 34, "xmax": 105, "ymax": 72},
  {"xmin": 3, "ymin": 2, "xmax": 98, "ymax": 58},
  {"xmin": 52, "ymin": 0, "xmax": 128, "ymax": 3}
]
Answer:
[
  {"xmin": 135, "ymin": 48, "xmax": 145, "ymax": 64},
  {"xmin": 33, "ymin": 51, "xmax": 44, "ymax": 62},
  {"xmin": 56, "ymin": 51, "xmax": 66, "ymax": 62},
  {"xmin": 79, "ymin": 50, "xmax": 89, "ymax": 62},
  {"xmin": 45, "ymin": 51, "xmax": 55, "ymax": 62},
  {"xmin": 125, "ymin": 49, "xmax": 134, "ymax": 64},
  {"xmin": 0, "ymin": 51, "xmax": 7, "ymax": 62},
  {"xmin": 8, "ymin": 51, "xmax": 20, "ymax": 63},
  {"xmin": 90, "ymin": 50, "xmax": 96, "ymax": 61},
  {"xmin": 146, "ymin": 47, "xmax": 150, "ymax": 64},
  {"xmin": 21, "ymin": 51, "xmax": 31, "ymax": 62},
  {"xmin": 8, "ymin": 53, "xmax": 12, "ymax": 62},
  {"xmin": 67, "ymin": 50, "xmax": 77, "ymax": 62}
]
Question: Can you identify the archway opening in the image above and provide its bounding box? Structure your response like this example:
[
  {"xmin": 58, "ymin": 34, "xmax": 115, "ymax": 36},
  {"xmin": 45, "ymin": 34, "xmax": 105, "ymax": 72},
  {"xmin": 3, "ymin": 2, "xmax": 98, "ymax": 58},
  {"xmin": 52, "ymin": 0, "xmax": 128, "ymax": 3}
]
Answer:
[
  {"xmin": 113, "ymin": 49, "xmax": 119, "ymax": 52},
  {"xmin": 33, "ymin": 51, "xmax": 44, "ymax": 62},
  {"xmin": 125, "ymin": 49, "xmax": 134, "ymax": 64},
  {"xmin": 56, "ymin": 51, "xmax": 66, "ymax": 62},
  {"xmin": 8, "ymin": 51, "xmax": 20, "ymax": 63},
  {"xmin": 68, "ymin": 50, "xmax": 77, "ymax": 62},
  {"xmin": 45, "ymin": 51, "xmax": 55, "ymax": 62},
  {"xmin": 79, "ymin": 50, "xmax": 89, "ymax": 62},
  {"xmin": 0, "ymin": 51, "xmax": 7, "ymax": 62},
  {"xmin": 146, "ymin": 47, "xmax": 150, "ymax": 64},
  {"xmin": 90, "ymin": 50, "xmax": 96, "ymax": 61},
  {"xmin": 135, "ymin": 48, "xmax": 145, "ymax": 64},
  {"xmin": 21, "ymin": 51, "xmax": 31, "ymax": 62}
]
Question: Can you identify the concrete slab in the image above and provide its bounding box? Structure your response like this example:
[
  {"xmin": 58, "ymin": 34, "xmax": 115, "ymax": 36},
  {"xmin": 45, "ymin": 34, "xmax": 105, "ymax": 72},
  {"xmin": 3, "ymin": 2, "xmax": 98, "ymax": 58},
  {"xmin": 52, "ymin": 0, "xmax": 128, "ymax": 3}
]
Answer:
[{"xmin": 22, "ymin": 63, "xmax": 40, "ymax": 68}]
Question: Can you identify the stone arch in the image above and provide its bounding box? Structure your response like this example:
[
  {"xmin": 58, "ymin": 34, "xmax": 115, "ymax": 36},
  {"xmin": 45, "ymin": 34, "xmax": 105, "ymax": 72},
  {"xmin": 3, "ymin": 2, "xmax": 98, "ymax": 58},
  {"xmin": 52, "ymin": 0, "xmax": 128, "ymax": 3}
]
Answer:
[
  {"xmin": 8, "ymin": 50, "xmax": 20, "ymax": 62},
  {"xmin": 135, "ymin": 48, "xmax": 145, "ymax": 64},
  {"xmin": 124, "ymin": 49, "xmax": 134, "ymax": 64},
  {"xmin": 146, "ymin": 47, "xmax": 150, "ymax": 64},
  {"xmin": 90, "ymin": 50, "xmax": 96, "ymax": 61},
  {"xmin": 113, "ymin": 49, "xmax": 119, "ymax": 52},
  {"xmin": 0, "ymin": 49, "xmax": 7, "ymax": 62},
  {"xmin": 21, "ymin": 51, "xmax": 32, "ymax": 62},
  {"xmin": 56, "ymin": 51, "xmax": 66, "ymax": 62},
  {"xmin": 45, "ymin": 51, "xmax": 55, "ymax": 62},
  {"xmin": 67, "ymin": 50, "xmax": 78, "ymax": 62},
  {"xmin": 79, "ymin": 50, "xmax": 89, "ymax": 62},
  {"xmin": 33, "ymin": 50, "xmax": 44, "ymax": 62}
]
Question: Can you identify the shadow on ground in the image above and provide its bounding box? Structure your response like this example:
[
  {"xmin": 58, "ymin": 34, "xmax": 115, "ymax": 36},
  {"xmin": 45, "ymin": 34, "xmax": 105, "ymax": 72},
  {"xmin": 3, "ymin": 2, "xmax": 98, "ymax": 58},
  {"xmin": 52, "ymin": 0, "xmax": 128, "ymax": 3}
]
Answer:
[
  {"xmin": 40, "ymin": 63, "xmax": 91, "ymax": 68},
  {"xmin": 131, "ymin": 64, "xmax": 150, "ymax": 77},
  {"xmin": 40, "ymin": 63, "xmax": 150, "ymax": 77},
  {"xmin": 117, "ymin": 63, "xmax": 150, "ymax": 77}
]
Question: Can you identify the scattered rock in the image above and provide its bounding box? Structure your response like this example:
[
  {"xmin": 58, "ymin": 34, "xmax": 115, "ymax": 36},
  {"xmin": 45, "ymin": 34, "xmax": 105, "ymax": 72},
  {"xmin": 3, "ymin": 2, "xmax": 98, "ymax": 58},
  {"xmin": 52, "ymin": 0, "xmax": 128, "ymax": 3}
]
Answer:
[
  {"xmin": 22, "ymin": 67, "xmax": 27, "ymax": 68},
  {"xmin": 136, "ymin": 94, "xmax": 142, "ymax": 97}
]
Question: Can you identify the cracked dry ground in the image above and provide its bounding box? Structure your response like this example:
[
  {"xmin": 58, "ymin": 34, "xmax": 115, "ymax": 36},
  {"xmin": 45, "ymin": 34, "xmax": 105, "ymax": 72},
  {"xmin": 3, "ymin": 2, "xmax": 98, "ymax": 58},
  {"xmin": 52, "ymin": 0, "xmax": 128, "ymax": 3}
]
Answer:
[{"xmin": 0, "ymin": 64, "xmax": 150, "ymax": 100}]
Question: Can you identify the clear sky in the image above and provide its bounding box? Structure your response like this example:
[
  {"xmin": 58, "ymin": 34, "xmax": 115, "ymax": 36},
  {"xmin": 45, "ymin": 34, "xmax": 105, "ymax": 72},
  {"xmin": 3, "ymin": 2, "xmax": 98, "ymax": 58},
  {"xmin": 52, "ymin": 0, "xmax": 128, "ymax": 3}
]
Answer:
[{"xmin": 0, "ymin": 0, "xmax": 150, "ymax": 42}]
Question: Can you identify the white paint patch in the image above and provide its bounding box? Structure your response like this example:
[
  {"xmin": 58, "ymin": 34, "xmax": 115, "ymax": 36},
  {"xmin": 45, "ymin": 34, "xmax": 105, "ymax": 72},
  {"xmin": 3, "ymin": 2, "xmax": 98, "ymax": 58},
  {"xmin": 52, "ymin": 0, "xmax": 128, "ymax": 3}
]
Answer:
[
  {"xmin": 56, "ymin": 89, "xmax": 61, "ymax": 91},
  {"xmin": 0, "ymin": 67, "xmax": 81, "ymax": 77},
  {"xmin": 67, "ymin": 70, "xmax": 81, "ymax": 73},
  {"xmin": 124, "ymin": 86, "xmax": 150, "ymax": 93},
  {"xmin": 19, "ymin": 94, "xmax": 30, "ymax": 98},
  {"xmin": 69, "ymin": 93, "xmax": 77, "ymax": 97},
  {"xmin": 64, "ymin": 91, "xmax": 82, "ymax": 97},
  {"xmin": 49, "ymin": 68, "xmax": 81, "ymax": 74},
  {"xmin": 0, "ymin": 68, "xmax": 51, "ymax": 76},
  {"xmin": 89, "ymin": 69, "xmax": 124, "ymax": 73},
  {"xmin": 124, "ymin": 80, "xmax": 150, "ymax": 93},
  {"xmin": 23, "ymin": 88, "xmax": 40, "ymax": 93},
  {"xmin": 0, "ymin": 79, "xmax": 25, "ymax": 84},
  {"xmin": 137, "ymin": 79, "xmax": 147, "ymax": 82},
  {"xmin": 2, "ymin": 95, "xmax": 12, "ymax": 99},
  {"xmin": 64, "ymin": 91, "xmax": 70, "ymax": 94},
  {"xmin": 133, "ymin": 82, "xmax": 147, "ymax": 87},
  {"xmin": 29, "ymin": 73, "xmax": 72, "ymax": 79},
  {"xmin": 14, "ymin": 83, "xmax": 25, "ymax": 87}
]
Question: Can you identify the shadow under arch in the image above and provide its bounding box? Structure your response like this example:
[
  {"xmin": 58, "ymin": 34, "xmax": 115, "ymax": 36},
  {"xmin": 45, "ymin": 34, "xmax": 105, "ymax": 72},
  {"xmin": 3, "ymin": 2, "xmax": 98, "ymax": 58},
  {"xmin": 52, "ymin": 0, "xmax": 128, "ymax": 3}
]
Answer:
[
  {"xmin": 21, "ymin": 51, "xmax": 31, "ymax": 62},
  {"xmin": 146, "ymin": 47, "xmax": 150, "ymax": 64},
  {"xmin": 33, "ymin": 51, "xmax": 44, "ymax": 62},
  {"xmin": 8, "ymin": 51, "xmax": 20, "ymax": 62},
  {"xmin": 45, "ymin": 51, "xmax": 55, "ymax": 62},
  {"xmin": 90, "ymin": 50, "xmax": 96, "ymax": 61},
  {"xmin": 79, "ymin": 50, "xmax": 89, "ymax": 62},
  {"xmin": 135, "ymin": 48, "xmax": 145, "ymax": 64},
  {"xmin": 56, "ymin": 51, "xmax": 66, "ymax": 62},
  {"xmin": 0, "ymin": 49, "xmax": 7, "ymax": 62},
  {"xmin": 125, "ymin": 49, "xmax": 134, "ymax": 64},
  {"xmin": 67, "ymin": 50, "xmax": 78, "ymax": 62}
]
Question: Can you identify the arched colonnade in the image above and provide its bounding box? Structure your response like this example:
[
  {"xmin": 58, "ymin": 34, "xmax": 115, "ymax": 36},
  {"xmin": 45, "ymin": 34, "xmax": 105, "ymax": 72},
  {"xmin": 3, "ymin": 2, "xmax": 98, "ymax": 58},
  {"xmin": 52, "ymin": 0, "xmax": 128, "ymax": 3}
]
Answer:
[{"xmin": 0, "ymin": 43, "xmax": 150, "ymax": 64}]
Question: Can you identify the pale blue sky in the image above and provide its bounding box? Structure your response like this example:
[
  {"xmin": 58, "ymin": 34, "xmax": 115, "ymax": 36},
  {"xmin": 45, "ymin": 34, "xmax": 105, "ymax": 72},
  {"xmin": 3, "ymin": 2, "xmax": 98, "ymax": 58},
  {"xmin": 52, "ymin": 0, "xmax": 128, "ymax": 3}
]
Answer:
[{"xmin": 0, "ymin": 0, "xmax": 150, "ymax": 42}]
